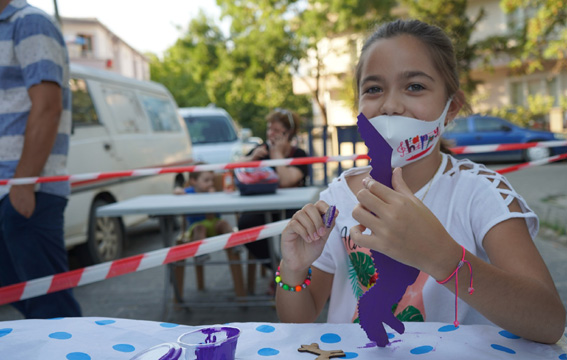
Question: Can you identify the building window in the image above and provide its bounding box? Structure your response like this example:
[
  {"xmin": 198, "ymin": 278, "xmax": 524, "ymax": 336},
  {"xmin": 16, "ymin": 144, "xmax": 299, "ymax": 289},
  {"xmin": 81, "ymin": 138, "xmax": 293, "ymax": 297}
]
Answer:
[
  {"xmin": 527, "ymin": 78, "xmax": 542, "ymax": 97},
  {"xmin": 76, "ymin": 34, "xmax": 93, "ymax": 58},
  {"xmin": 510, "ymin": 81, "xmax": 524, "ymax": 106},
  {"xmin": 70, "ymin": 78, "xmax": 99, "ymax": 127},
  {"xmin": 546, "ymin": 77, "xmax": 559, "ymax": 106}
]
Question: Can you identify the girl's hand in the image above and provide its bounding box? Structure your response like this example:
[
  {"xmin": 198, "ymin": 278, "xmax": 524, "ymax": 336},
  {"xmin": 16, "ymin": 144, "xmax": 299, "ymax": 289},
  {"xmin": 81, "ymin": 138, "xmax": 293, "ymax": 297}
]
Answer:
[
  {"xmin": 281, "ymin": 201, "xmax": 338, "ymax": 272},
  {"xmin": 350, "ymin": 167, "xmax": 454, "ymax": 272}
]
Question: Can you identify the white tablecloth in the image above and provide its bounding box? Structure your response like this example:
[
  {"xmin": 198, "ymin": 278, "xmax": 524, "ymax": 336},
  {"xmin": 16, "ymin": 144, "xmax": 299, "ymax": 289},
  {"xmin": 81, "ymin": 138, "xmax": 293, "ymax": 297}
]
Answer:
[{"xmin": 0, "ymin": 317, "xmax": 565, "ymax": 359}]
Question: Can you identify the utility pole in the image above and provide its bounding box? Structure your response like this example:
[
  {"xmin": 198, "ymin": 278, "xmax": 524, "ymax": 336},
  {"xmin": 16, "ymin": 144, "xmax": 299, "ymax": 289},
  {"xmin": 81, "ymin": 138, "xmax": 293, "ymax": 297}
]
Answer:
[{"xmin": 53, "ymin": 0, "xmax": 61, "ymax": 24}]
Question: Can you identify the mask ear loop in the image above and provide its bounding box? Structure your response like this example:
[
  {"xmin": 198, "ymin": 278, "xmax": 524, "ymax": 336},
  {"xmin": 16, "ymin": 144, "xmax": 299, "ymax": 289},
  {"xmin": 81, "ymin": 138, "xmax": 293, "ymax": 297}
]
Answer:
[{"xmin": 440, "ymin": 97, "xmax": 454, "ymax": 133}]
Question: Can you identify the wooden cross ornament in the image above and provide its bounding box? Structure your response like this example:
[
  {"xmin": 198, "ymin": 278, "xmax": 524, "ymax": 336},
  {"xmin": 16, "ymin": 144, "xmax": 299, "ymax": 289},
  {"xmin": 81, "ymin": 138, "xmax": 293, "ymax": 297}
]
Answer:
[{"xmin": 298, "ymin": 343, "xmax": 346, "ymax": 360}]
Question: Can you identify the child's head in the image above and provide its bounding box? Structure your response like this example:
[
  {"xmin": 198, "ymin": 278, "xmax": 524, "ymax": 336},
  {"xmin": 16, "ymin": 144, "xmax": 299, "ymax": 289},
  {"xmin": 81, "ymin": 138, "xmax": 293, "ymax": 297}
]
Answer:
[
  {"xmin": 355, "ymin": 19, "xmax": 466, "ymax": 120},
  {"xmin": 188, "ymin": 170, "xmax": 215, "ymax": 193}
]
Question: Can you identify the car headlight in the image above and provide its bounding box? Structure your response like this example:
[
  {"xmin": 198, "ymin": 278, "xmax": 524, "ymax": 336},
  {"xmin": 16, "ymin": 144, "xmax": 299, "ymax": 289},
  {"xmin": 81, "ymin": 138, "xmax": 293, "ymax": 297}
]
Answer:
[{"xmin": 553, "ymin": 133, "xmax": 567, "ymax": 140}]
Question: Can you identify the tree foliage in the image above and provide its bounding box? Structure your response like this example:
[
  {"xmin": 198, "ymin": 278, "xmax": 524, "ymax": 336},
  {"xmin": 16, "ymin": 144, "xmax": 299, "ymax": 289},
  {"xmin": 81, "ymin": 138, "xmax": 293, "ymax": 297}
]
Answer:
[
  {"xmin": 149, "ymin": 11, "xmax": 224, "ymax": 109},
  {"xmin": 500, "ymin": 0, "xmax": 567, "ymax": 74},
  {"xmin": 292, "ymin": 0, "xmax": 396, "ymax": 124},
  {"xmin": 400, "ymin": 0, "xmax": 485, "ymax": 96},
  {"xmin": 150, "ymin": 0, "xmax": 566, "ymax": 136}
]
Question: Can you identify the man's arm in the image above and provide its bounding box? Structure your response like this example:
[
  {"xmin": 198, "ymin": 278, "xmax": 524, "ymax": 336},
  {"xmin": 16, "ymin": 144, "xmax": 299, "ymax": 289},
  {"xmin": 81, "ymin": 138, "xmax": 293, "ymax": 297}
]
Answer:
[{"xmin": 9, "ymin": 81, "xmax": 62, "ymax": 218}]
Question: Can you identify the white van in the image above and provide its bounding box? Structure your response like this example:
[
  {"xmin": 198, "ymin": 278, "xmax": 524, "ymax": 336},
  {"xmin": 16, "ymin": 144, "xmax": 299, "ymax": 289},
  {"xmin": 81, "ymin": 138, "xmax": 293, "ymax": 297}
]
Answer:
[
  {"xmin": 66, "ymin": 64, "xmax": 192, "ymax": 265},
  {"xmin": 178, "ymin": 106, "xmax": 246, "ymax": 164}
]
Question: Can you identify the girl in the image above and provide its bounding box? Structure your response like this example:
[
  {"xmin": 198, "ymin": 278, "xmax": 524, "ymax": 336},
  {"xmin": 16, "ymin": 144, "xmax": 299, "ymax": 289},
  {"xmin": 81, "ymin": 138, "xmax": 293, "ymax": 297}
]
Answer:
[{"xmin": 275, "ymin": 19, "xmax": 565, "ymax": 344}]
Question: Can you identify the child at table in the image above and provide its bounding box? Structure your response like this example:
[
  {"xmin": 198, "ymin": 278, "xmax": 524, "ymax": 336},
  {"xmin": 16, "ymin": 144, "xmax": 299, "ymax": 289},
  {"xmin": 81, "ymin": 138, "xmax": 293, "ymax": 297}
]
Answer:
[
  {"xmin": 173, "ymin": 169, "xmax": 234, "ymax": 292},
  {"xmin": 275, "ymin": 19, "xmax": 565, "ymax": 344}
]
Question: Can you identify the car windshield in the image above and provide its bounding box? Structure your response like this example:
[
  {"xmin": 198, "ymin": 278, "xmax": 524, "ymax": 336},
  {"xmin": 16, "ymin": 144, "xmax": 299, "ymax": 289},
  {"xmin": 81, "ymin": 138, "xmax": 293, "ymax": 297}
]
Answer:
[
  {"xmin": 445, "ymin": 118, "xmax": 468, "ymax": 133},
  {"xmin": 183, "ymin": 115, "xmax": 238, "ymax": 144}
]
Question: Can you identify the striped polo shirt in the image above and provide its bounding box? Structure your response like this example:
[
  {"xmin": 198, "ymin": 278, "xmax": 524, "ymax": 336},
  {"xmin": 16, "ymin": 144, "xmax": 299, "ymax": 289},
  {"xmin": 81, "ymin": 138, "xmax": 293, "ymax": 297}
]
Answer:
[{"xmin": 0, "ymin": 0, "xmax": 71, "ymax": 198}]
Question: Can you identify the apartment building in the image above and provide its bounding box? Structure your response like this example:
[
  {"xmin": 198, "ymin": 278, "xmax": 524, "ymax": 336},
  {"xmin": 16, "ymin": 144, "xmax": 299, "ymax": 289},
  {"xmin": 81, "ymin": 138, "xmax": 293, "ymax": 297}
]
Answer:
[
  {"xmin": 61, "ymin": 17, "xmax": 150, "ymax": 81},
  {"xmin": 293, "ymin": 1, "xmax": 567, "ymax": 134}
]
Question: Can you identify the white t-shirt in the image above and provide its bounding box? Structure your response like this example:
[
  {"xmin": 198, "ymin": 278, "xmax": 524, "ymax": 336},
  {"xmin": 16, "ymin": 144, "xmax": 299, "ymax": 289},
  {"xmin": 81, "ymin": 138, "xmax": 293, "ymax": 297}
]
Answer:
[{"xmin": 312, "ymin": 153, "xmax": 538, "ymax": 325}]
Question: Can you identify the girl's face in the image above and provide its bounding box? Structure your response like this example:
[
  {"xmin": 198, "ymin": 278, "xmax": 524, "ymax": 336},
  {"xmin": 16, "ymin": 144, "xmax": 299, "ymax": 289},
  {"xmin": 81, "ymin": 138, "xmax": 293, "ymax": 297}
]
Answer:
[
  {"xmin": 191, "ymin": 171, "xmax": 215, "ymax": 193},
  {"xmin": 358, "ymin": 35, "xmax": 452, "ymax": 123}
]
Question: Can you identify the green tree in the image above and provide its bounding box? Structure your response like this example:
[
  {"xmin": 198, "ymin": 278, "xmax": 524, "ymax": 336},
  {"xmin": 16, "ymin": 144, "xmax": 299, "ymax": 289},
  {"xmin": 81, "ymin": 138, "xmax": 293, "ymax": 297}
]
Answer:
[
  {"xmin": 292, "ymin": 0, "xmax": 396, "ymax": 125},
  {"xmin": 149, "ymin": 11, "xmax": 224, "ymax": 108},
  {"xmin": 400, "ymin": 0, "xmax": 485, "ymax": 97},
  {"xmin": 213, "ymin": 0, "xmax": 311, "ymax": 136},
  {"xmin": 500, "ymin": 0, "xmax": 567, "ymax": 74}
]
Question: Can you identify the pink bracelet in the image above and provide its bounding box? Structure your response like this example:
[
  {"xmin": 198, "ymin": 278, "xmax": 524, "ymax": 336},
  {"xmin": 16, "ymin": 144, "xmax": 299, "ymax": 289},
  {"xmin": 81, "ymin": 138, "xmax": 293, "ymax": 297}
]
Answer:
[{"xmin": 436, "ymin": 245, "xmax": 474, "ymax": 327}]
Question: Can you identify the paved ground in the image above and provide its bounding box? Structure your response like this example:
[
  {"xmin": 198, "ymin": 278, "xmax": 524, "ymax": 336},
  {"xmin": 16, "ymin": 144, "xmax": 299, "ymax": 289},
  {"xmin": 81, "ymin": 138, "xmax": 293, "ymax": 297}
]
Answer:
[{"xmin": 0, "ymin": 162, "xmax": 565, "ymax": 325}]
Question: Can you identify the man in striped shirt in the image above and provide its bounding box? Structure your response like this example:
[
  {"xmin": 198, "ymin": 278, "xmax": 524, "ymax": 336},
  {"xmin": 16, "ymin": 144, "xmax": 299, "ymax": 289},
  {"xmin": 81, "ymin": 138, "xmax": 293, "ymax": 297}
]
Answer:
[{"xmin": 0, "ymin": 0, "xmax": 81, "ymax": 318}]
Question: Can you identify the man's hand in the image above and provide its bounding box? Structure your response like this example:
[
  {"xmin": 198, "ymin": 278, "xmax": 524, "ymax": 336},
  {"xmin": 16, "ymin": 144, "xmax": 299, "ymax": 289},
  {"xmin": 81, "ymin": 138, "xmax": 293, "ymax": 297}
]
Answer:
[{"xmin": 9, "ymin": 185, "xmax": 35, "ymax": 218}]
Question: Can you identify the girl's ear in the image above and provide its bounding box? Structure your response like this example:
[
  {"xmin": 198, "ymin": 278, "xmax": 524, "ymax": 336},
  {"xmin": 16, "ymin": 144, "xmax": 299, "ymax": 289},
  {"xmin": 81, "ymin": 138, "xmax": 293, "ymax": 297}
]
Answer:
[{"xmin": 445, "ymin": 90, "xmax": 465, "ymax": 126}]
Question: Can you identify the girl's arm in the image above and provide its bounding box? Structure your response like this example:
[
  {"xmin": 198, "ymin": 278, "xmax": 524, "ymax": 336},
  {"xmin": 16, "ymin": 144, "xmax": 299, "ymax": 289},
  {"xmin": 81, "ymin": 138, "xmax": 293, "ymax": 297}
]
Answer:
[
  {"xmin": 275, "ymin": 201, "xmax": 337, "ymax": 322},
  {"xmin": 276, "ymin": 266, "xmax": 333, "ymax": 322},
  {"xmin": 350, "ymin": 168, "xmax": 565, "ymax": 344},
  {"xmin": 441, "ymin": 205, "xmax": 565, "ymax": 344}
]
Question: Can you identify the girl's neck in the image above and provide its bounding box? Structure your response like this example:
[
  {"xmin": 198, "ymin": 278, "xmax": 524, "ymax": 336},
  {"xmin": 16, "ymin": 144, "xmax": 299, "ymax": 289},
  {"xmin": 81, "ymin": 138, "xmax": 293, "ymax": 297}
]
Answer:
[{"xmin": 401, "ymin": 151, "xmax": 444, "ymax": 193}]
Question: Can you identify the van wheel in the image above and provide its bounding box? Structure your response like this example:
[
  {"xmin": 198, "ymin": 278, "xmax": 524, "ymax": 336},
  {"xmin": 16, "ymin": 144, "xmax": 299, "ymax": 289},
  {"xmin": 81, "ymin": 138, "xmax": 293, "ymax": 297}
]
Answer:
[
  {"xmin": 77, "ymin": 198, "xmax": 124, "ymax": 265},
  {"xmin": 524, "ymin": 145, "xmax": 551, "ymax": 162}
]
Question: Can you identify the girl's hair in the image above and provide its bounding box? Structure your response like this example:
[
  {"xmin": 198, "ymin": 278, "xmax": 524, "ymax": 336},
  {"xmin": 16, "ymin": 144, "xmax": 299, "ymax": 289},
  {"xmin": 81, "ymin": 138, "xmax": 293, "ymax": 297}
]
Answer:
[
  {"xmin": 355, "ymin": 19, "xmax": 470, "ymax": 153},
  {"xmin": 267, "ymin": 108, "xmax": 300, "ymax": 140},
  {"xmin": 355, "ymin": 19, "xmax": 462, "ymax": 104}
]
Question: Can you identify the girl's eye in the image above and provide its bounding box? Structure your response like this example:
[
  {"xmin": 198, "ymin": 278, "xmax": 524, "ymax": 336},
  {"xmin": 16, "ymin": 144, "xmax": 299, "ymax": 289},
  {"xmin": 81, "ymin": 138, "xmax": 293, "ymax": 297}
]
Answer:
[
  {"xmin": 363, "ymin": 86, "xmax": 382, "ymax": 94},
  {"xmin": 407, "ymin": 84, "xmax": 425, "ymax": 92}
]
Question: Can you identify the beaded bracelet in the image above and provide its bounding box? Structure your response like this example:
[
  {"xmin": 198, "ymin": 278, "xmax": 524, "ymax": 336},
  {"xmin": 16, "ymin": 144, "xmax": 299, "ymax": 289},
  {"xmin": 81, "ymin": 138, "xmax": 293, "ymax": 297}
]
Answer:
[
  {"xmin": 275, "ymin": 266, "xmax": 312, "ymax": 292},
  {"xmin": 436, "ymin": 245, "xmax": 474, "ymax": 327}
]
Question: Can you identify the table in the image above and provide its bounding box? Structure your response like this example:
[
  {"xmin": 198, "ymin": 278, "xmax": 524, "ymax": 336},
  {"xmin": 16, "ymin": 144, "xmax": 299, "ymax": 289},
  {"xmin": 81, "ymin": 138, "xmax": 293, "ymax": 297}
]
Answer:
[
  {"xmin": 96, "ymin": 187, "xmax": 322, "ymax": 314},
  {"xmin": 0, "ymin": 317, "xmax": 565, "ymax": 359}
]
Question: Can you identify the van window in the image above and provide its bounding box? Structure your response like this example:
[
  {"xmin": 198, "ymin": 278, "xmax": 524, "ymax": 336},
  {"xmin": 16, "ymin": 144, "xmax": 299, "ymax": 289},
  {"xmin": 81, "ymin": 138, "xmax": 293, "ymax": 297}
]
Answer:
[
  {"xmin": 183, "ymin": 116, "xmax": 237, "ymax": 144},
  {"xmin": 140, "ymin": 94, "xmax": 182, "ymax": 132},
  {"xmin": 70, "ymin": 78, "xmax": 99, "ymax": 126},
  {"xmin": 102, "ymin": 87, "xmax": 148, "ymax": 133}
]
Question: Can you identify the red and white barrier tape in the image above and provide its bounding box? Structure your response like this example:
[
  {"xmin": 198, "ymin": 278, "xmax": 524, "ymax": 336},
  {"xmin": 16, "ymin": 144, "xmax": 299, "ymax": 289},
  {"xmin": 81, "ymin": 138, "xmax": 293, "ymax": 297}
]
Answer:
[
  {"xmin": 0, "ymin": 219, "xmax": 289, "ymax": 306},
  {"xmin": 1, "ymin": 140, "xmax": 566, "ymax": 186},
  {"xmin": 0, "ymin": 155, "xmax": 370, "ymax": 186},
  {"xmin": 451, "ymin": 140, "xmax": 567, "ymax": 155},
  {"xmin": 1, "ymin": 153, "xmax": 565, "ymax": 305},
  {"xmin": 495, "ymin": 153, "xmax": 567, "ymax": 174}
]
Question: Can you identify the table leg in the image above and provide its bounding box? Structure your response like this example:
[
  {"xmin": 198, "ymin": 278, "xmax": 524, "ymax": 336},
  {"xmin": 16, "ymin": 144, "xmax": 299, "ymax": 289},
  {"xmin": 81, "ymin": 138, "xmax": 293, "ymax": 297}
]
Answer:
[
  {"xmin": 159, "ymin": 215, "xmax": 179, "ymax": 319},
  {"xmin": 265, "ymin": 212, "xmax": 279, "ymax": 277},
  {"xmin": 226, "ymin": 249, "xmax": 246, "ymax": 298}
]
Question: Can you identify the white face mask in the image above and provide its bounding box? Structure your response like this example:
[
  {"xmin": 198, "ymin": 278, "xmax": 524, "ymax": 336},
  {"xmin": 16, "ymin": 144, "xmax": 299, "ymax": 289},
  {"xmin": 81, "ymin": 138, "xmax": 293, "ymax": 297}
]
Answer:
[{"xmin": 363, "ymin": 99, "xmax": 452, "ymax": 168}]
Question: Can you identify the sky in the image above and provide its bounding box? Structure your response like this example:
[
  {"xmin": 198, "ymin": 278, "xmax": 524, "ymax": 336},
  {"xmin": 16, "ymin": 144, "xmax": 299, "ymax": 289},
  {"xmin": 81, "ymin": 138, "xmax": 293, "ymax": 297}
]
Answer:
[{"xmin": 28, "ymin": 0, "xmax": 224, "ymax": 56}]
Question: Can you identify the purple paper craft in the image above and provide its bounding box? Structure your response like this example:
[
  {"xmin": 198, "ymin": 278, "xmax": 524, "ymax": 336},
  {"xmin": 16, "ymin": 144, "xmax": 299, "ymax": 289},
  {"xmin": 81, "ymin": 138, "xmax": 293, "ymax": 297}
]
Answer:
[
  {"xmin": 322, "ymin": 205, "xmax": 337, "ymax": 228},
  {"xmin": 356, "ymin": 113, "xmax": 420, "ymax": 347}
]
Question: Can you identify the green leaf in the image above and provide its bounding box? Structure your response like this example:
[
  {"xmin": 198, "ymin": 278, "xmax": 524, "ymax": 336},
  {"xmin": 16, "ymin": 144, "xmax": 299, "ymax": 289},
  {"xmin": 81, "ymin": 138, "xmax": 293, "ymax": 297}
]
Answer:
[
  {"xmin": 349, "ymin": 252, "xmax": 375, "ymax": 287},
  {"xmin": 395, "ymin": 306, "xmax": 424, "ymax": 322}
]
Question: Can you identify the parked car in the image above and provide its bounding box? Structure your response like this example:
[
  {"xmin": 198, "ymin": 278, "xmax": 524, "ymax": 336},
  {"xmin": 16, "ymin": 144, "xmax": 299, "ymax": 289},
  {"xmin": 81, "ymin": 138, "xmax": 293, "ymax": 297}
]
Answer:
[
  {"xmin": 178, "ymin": 106, "xmax": 250, "ymax": 164},
  {"xmin": 443, "ymin": 115, "xmax": 567, "ymax": 163},
  {"xmin": 67, "ymin": 64, "xmax": 192, "ymax": 265}
]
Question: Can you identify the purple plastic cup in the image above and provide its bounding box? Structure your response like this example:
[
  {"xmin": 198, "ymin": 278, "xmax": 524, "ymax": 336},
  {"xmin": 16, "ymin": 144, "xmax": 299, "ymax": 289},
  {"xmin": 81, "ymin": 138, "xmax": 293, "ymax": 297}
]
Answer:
[
  {"xmin": 177, "ymin": 326, "xmax": 240, "ymax": 360},
  {"xmin": 129, "ymin": 342, "xmax": 183, "ymax": 360}
]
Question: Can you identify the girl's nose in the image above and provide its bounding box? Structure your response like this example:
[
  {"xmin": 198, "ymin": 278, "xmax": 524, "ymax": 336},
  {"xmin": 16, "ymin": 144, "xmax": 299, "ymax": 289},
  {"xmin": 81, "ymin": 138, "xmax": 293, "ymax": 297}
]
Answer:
[{"xmin": 380, "ymin": 95, "xmax": 404, "ymax": 116}]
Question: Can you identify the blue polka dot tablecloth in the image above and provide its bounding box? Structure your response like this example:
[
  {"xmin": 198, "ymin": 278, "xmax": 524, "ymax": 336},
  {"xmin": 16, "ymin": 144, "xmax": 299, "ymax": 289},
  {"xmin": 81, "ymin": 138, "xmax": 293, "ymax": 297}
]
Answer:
[{"xmin": 0, "ymin": 317, "xmax": 566, "ymax": 359}]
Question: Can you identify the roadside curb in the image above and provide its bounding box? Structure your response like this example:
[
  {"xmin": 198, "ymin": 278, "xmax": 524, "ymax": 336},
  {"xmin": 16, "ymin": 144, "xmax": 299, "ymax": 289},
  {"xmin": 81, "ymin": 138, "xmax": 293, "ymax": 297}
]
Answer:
[{"xmin": 532, "ymin": 196, "xmax": 567, "ymax": 246}]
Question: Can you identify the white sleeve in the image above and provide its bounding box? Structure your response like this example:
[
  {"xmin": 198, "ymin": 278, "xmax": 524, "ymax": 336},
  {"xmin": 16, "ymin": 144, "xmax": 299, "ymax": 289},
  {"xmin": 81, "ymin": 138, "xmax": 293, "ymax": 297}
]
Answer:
[{"xmin": 470, "ymin": 173, "xmax": 539, "ymax": 247}]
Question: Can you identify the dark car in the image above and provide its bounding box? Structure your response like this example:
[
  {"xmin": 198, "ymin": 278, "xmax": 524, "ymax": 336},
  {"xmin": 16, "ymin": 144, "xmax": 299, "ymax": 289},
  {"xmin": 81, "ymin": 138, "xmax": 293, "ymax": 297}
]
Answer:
[{"xmin": 443, "ymin": 115, "xmax": 567, "ymax": 163}]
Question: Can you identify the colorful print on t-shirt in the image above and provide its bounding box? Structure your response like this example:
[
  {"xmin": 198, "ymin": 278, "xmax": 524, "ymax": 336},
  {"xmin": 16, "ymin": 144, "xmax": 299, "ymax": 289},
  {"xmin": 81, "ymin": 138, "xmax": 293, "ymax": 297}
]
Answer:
[{"xmin": 341, "ymin": 226, "xmax": 427, "ymax": 323}]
